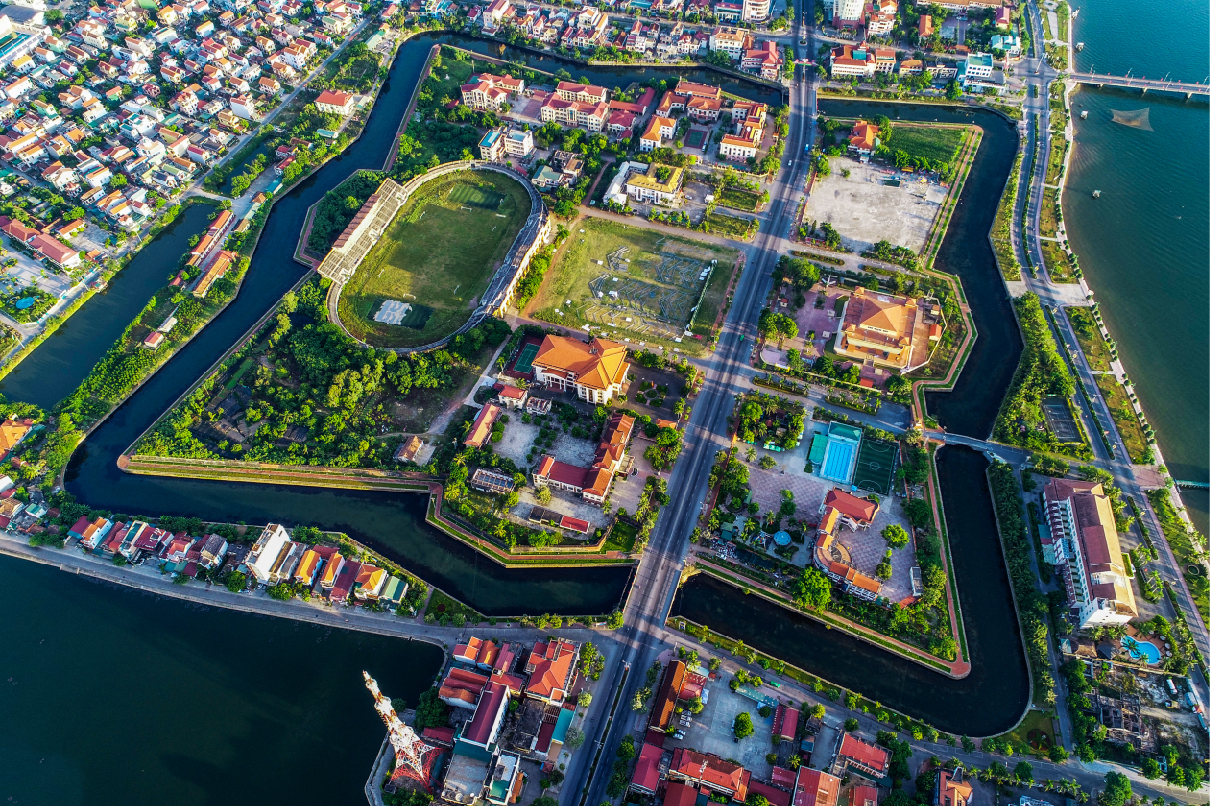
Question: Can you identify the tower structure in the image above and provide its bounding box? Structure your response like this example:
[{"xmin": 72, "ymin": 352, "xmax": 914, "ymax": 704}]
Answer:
[{"xmin": 363, "ymin": 671, "xmax": 441, "ymax": 792}]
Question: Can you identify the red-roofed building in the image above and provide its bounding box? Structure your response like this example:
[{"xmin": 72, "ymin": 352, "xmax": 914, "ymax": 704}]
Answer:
[
  {"xmin": 524, "ymin": 638, "xmax": 579, "ymax": 704},
  {"xmin": 934, "ymin": 768, "xmax": 970, "ymax": 805},
  {"xmin": 421, "ymin": 726, "xmax": 456, "ymax": 748},
  {"xmin": 850, "ymin": 784, "xmax": 879, "ymax": 805},
  {"xmin": 314, "ymin": 89, "xmax": 354, "ymax": 115},
  {"xmin": 462, "ymin": 681, "xmax": 509, "ymax": 752},
  {"xmin": 748, "ymin": 777, "xmax": 792, "ymax": 805},
  {"xmin": 662, "ymin": 781, "xmax": 705, "ymax": 805},
  {"xmin": 823, "ymin": 488, "xmax": 879, "ymax": 526},
  {"xmin": 848, "ymin": 120, "xmax": 880, "ymax": 157},
  {"xmin": 454, "ymin": 636, "xmax": 500, "ymax": 670},
  {"xmin": 667, "ymin": 748, "xmax": 750, "ymax": 801},
  {"xmin": 793, "ymin": 767, "xmax": 840, "ymax": 805},
  {"xmin": 440, "ymin": 666, "xmax": 489, "ymax": 709},
  {"xmin": 649, "ymin": 660, "xmax": 687, "ymax": 732},
  {"xmin": 835, "ymin": 733, "xmax": 890, "ymax": 779},
  {"xmin": 630, "ymin": 742, "xmax": 663, "ymax": 796},
  {"xmin": 772, "ymin": 702, "xmax": 800, "ymax": 742},
  {"xmin": 464, "ymin": 403, "xmax": 501, "ymax": 448}
]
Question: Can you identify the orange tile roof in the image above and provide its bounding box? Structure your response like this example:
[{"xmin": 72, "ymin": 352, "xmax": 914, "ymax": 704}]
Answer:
[
  {"xmin": 533, "ymin": 336, "xmax": 628, "ymax": 391},
  {"xmin": 525, "ymin": 638, "xmax": 578, "ymax": 701},
  {"xmin": 0, "ymin": 419, "xmax": 33, "ymax": 453},
  {"xmin": 824, "ymin": 488, "xmax": 879, "ymax": 523},
  {"xmin": 464, "ymin": 403, "xmax": 501, "ymax": 448}
]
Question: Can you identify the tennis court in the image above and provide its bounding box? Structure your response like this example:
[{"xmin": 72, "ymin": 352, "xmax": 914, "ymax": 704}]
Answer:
[
  {"xmin": 684, "ymin": 129, "xmax": 706, "ymax": 149},
  {"xmin": 514, "ymin": 342, "xmax": 540, "ymax": 374},
  {"xmin": 853, "ymin": 440, "xmax": 897, "ymax": 495}
]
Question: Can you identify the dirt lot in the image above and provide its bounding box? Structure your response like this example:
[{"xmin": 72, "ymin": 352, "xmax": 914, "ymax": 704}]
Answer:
[{"xmin": 805, "ymin": 159, "xmax": 946, "ymax": 254}]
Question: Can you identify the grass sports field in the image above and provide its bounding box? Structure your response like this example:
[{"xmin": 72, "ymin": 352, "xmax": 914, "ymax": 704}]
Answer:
[
  {"xmin": 526, "ymin": 217, "xmax": 738, "ymax": 355},
  {"xmin": 852, "ymin": 439, "xmax": 897, "ymax": 495},
  {"xmin": 337, "ymin": 170, "xmax": 532, "ymax": 347}
]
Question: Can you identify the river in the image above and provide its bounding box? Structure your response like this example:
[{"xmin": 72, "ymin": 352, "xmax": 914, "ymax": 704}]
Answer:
[
  {"xmin": 1065, "ymin": 0, "xmax": 1210, "ymax": 536},
  {"xmin": 0, "ymin": 552, "xmax": 443, "ymax": 803}
]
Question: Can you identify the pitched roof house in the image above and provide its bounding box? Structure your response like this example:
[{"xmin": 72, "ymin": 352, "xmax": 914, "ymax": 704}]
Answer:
[
  {"xmin": 531, "ymin": 335, "xmax": 628, "ymax": 404},
  {"xmin": 524, "ymin": 638, "xmax": 579, "ymax": 704}
]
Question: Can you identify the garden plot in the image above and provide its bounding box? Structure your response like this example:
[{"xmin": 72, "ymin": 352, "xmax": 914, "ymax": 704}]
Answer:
[{"xmin": 528, "ymin": 217, "xmax": 737, "ymax": 354}]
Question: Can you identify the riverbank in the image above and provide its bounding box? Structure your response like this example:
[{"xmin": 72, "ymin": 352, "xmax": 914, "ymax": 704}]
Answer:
[{"xmin": 121, "ymin": 455, "xmax": 635, "ymax": 568}]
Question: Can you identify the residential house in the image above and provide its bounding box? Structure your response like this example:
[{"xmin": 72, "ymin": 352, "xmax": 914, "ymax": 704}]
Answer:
[
  {"xmin": 478, "ymin": 126, "xmax": 505, "ymax": 161},
  {"xmin": 832, "ymin": 733, "xmax": 890, "ymax": 779},
  {"xmin": 503, "ymin": 128, "xmax": 533, "ymax": 158},
  {"xmin": 667, "ymin": 749, "xmax": 750, "ymax": 802},
  {"xmin": 793, "ymin": 767, "xmax": 840, "ymax": 805},
  {"xmin": 246, "ymin": 522, "xmax": 297, "ymax": 585},
  {"xmin": 463, "ymin": 403, "xmax": 501, "ymax": 449},
  {"xmin": 523, "ymin": 637, "xmax": 578, "ymax": 704},
  {"xmin": 315, "ymin": 88, "xmax": 354, "ymax": 115},
  {"xmin": 848, "ymin": 119, "xmax": 879, "ymax": 158},
  {"xmin": 709, "ymin": 26, "xmax": 749, "ymax": 60}
]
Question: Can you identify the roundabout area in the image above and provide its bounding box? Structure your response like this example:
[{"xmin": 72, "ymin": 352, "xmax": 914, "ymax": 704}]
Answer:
[{"xmin": 318, "ymin": 163, "xmax": 543, "ymax": 350}]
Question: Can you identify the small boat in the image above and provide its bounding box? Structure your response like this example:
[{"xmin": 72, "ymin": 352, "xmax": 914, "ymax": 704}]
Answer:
[
  {"xmin": 1092, "ymin": 190, "xmax": 1101, "ymax": 198},
  {"xmin": 1076, "ymin": 41, "xmax": 1085, "ymax": 50},
  {"xmin": 1080, "ymin": 110, "xmax": 1088, "ymax": 119}
]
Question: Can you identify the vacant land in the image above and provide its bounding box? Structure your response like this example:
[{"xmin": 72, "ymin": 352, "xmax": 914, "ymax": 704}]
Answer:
[
  {"xmin": 805, "ymin": 159, "xmax": 946, "ymax": 254},
  {"xmin": 883, "ymin": 124, "xmax": 965, "ymax": 166},
  {"xmin": 338, "ymin": 170, "xmax": 532, "ymax": 347},
  {"xmin": 1065, "ymin": 306, "xmax": 1112, "ymax": 372},
  {"xmin": 526, "ymin": 217, "xmax": 738, "ymax": 353}
]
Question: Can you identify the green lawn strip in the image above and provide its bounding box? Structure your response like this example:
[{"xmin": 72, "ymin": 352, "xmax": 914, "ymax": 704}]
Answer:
[
  {"xmin": 927, "ymin": 443, "xmax": 969, "ymax": 661},
  {"xmin": 423, "ymin": 588, "xmax": 484, "ymax": 625},
  {"xmin": 694, "ymin": 561, "xmax": 952, "ymax": 673},
  {"xmin": 694, "ymin": 253, "xmax": 743, "ymax": 337},
  {"xmin": 338, "ymin": 169, "xmax": 532, "ymax": 348},
  {"xmin": 1039, "ymin": 188, "xmax": 1059, "ymax": 237},
  {"xmin": 1040, "ymin": 240, "xmax": 1076, "ymax": 283},
  {"xmin": 605, "ymin": 520, "xmax": 637, "ymax": 553},
  {"xmin": 1044, "ymin": 136, "xmax": 1067, "ymax": 185},
  {"xmin": 1092, "ymin": 374, "xmax": 1149, "ymax": 464},
  {"xmin": 992, "ymin": 708, "xmax": 1058, "ymax": 759},
  {"xmin": 1064, "ymin": 306, "xmax": 1113, "ymax": 372},
  {"xmin": 701, "ymin": 210, "xmax": 757, "ymax": 239},
  {"xmin": 426, "ymin": 497, "xmax": 632, "ymax": 568},
  {"xmin": 1146, "ymin": 490, "xmax": 1209, "ymax": 623},
  {"xmin": 716, "ymin": 186, "xmax": 762, "ymax": 212},
  {"xmin": 991, "ymin": 153, "xmax": 1021, "ymax": 280}
]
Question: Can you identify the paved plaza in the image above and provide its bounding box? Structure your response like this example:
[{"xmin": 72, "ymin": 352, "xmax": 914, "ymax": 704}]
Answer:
[{"xmin": 744, "ymin": 426, "xmax": 918, "ymax": 605}]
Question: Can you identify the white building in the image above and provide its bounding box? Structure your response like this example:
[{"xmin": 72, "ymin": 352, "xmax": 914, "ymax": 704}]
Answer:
[
  {"xmin": 246, "ymin": 523, "xmax": 299, "ymax": 586},
  {"xmin": 503, "ymin": 128, "xmax": 533, "ymax": 157},
  {"xmin": 1041, "ymin": 479, "xmax": 1138, "ymax": 628}
]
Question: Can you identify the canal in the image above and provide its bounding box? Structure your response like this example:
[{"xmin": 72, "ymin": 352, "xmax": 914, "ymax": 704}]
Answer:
[
  {"xmin": 672, "ymin": 101, "xmax": 1032, "ymax": 735},
  {"xmin": 0, "ymin": 38, "xmax": 1032, "ymax": 801}
]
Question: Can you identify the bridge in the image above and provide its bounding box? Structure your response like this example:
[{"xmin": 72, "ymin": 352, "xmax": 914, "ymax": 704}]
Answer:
[{"xmin": 1067, "ymin": 71, "xmax": 1210, "ymax": 98}]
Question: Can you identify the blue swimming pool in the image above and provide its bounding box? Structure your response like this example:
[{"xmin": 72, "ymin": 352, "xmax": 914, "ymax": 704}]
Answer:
[
  {"xmin": 1124, "ymin": 637, "xmax": 1161, "ymax": 664},
  {"xmin": 820, "ymin": 441, "xmax": 855, "ymax": 483},
  {"xmin": 13, "ymin": 297, "xmax": 35, "ymax": 309}
]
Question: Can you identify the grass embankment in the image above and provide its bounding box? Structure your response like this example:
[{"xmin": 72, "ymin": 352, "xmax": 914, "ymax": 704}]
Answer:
[
  {"xmin": 1064, "ymin": 306, "xmax": 1112, "ymax": 371},
  {"xmin": 1038, "ymin": 189, "xmax": 1077, "ymax": 283},
  {"xmin": 921, "ymin": 127, "xmax": 980, "ymax": 270},
  {"xmin": 994, "ymin": 293, "xmax": 1091, "ymax": 459},
  {"xmin": 124, "ymin": 455, "xmax": 433, "ymax": 491},
  {"xmin": 1044, "ymin": 136, "xmax": 1067, "ymax": 185},
  {"xmin": 526, "ymin": 216, "xmax": 738, "ymax": 355},
  {"xmin": 991, "ymin": 149, "xmax": 1023, "ymax": 280},
  {"xmin": 1146, "ymin": 490, "xmax": 1209, "ymax": 623},
  {"xmin": 338, "ymin": 169, "xmax": 532, "ymax": 348},
  {"xmin": 883, "ymin": 124, "xmax": 965, "ymax": 168}
]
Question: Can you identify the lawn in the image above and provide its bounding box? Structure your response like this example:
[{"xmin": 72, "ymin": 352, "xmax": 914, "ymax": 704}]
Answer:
[
  {"xmin": 1041, "ymin": 240, "xmax": 1076, "ymax": 283},
  {"xmin": 1064, "ymin": 307, "xmax": 1112, "ymax": 372},
  {"xmin": 883, "ymin": 124, "xmax": 965, "ymax": 166},
  {"xmin": 701, "ymin": 210, "xmax": 757, "ymax": 240},
  {"xmin": 717, "ymin": 186, "xmax": 762, "ymax": 212},
  {"xmin": 605, "ymin": 519, "xmax": 637, "ymax": 552},
  {"xmin": 993, "ymin": 708, "xmax": 1058, "ymax": 755},
  {"xmin": 337, "ymin": 170, "xmax": 532, "ymax": 347},
  {"xmin": 526, "ymin": 216, "xmax": 738, "ymax": 354},
  {"xmin": 1044, "ymin": 137, "xmax": 1067, "ymax": 185},
  {"xmin": 1147, "ymin": 490, "xmax": 1209, "ymax": 623},
  {"xmin": 1093, "ymin": 373, "xmax": 1150, "ymax": 464},
  {"xmin": 1040, "ymin": 188, "xmax": 1059, "ymax": 237}
]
